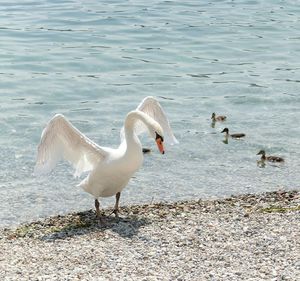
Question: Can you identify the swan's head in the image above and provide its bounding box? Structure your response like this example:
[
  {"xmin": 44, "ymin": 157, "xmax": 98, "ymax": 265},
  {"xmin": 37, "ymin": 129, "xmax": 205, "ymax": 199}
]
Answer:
[
  {"xmin": 125, "ymin": 110, "xmax": 165, "ymax": 154},
  {"xmin": 148, "ymin": 123, "xmax": 164, "ymax": 154},
  {"xmin": 148, "ymin": 122, "xmax": 164, "ymax": 154},
  {"xmin": 211, "ymin": 112, "xmax": 216, "ymax": 119},
  {"xmin": 155, "ymin": 131, "xmax": 164, "ymax": 154},
  {"xmin": 142, "ymin": 115, "xmax": 164, "ymax": 154}
]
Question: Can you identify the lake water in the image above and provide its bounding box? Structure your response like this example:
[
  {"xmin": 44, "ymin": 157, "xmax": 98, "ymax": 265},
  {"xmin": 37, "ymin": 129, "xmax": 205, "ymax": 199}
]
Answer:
[{"xmin": 1, "ymin": 0, "xmax": 300, "ymax": 227}]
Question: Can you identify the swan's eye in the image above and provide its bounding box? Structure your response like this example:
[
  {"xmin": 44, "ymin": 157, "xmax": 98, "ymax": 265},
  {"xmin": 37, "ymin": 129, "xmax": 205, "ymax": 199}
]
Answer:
[{"xmin": 155, "ymin": 132, "xmax": 164, "ymax": 142}]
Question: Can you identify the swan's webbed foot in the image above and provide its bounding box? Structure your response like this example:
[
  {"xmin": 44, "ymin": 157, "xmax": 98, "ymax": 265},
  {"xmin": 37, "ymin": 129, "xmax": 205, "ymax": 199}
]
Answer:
[{"xmin": 111, "ymin": 208, "xmax": 121, "ymax": 218}]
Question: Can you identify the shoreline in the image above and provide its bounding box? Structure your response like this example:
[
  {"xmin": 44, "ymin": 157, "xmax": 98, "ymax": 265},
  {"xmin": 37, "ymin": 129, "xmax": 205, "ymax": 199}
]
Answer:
[{"xmin": 1, "ymin": 190, "xmax": 299, "ymax": 280}]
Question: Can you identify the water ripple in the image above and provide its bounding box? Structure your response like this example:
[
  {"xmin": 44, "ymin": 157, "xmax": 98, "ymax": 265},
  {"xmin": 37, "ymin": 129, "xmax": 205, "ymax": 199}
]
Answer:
[{"xmin": 0, "ymin": 0, "xmax": 300, "ymax": 227}]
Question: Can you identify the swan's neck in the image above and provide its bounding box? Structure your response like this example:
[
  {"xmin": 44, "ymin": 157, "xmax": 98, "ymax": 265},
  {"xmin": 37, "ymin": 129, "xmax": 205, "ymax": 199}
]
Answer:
[{"xmin": 123, "ymin": 110, "xmax": 154, "ymax": 152}]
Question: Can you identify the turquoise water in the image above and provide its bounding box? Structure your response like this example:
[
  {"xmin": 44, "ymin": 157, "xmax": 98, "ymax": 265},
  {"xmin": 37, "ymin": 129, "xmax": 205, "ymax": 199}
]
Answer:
[{"xmin": 1, "ymin": 0, "xmax": 300, "ymax": 227}]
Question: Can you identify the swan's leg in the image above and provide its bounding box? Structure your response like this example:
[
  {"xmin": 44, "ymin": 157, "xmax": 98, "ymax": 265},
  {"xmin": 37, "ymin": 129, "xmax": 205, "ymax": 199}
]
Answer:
[
  {"xmin": 95, "ymin": 198, "xmax": 101, "ymax": 218},
  {"xmin": 112, "ymin": 192, "xmax": 121, "ymax": 217}
]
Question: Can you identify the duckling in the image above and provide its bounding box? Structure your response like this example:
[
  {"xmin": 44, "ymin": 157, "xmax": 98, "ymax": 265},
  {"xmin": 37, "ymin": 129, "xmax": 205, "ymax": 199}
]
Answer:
[
  {"xmin": 257, "ymin": 150, "xmax": 284, "ymax": 163},
  {"xmin": 221, "ymin": 128, "xmax": 245, "ymax": 139},
  {"xmin": 211, "ymin": 112, "xmax": 227, "ymax": 122}
]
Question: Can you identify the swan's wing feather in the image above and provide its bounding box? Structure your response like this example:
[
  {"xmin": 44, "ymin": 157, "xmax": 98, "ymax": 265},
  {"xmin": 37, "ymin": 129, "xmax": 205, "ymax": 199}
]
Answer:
[
  {"xmin": 136, "ymin": 96, "xmax": 178, "ymax": 145},
  {"xmin": 35, "ymin": 114, "xmax": 107, "ymax": 177}
]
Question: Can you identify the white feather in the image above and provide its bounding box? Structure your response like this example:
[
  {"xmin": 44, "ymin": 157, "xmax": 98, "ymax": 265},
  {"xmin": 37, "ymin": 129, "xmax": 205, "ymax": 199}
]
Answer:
[
  {"xmin": 34, "ymin": 114, "xmax": 107, "ymax": 177},
  {"xmin": 120, "ymin": 96, "xmax": 178, "ymax": 145},
  {"xmin": 35, "ymin": 97, "xmax": 178, "ymax": 200}
]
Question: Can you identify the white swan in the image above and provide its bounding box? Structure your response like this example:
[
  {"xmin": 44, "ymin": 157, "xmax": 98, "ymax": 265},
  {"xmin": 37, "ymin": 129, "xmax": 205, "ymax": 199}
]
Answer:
[{"xmin": 35, "ymin": 96, "xmax": 178, "ymax": 218}]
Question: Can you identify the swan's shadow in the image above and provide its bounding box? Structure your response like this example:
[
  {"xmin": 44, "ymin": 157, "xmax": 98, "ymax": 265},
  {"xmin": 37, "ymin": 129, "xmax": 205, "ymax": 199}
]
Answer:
[{"xmin": 40, "ymin": 209, "xmax": 151, "ymax": 241}]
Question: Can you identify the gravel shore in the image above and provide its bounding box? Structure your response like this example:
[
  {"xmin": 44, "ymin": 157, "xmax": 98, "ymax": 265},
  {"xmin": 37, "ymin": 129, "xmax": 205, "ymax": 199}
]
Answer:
[{"xmin": 0, "ymin": 190, "xmax": 299, "ymax": 281}]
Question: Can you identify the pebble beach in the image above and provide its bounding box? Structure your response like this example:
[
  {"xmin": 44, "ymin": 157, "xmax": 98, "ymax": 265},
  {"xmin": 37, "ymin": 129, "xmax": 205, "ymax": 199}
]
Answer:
[{"xmin": 0, "ymin": 190, "xmax": 299, "ymax": 281}]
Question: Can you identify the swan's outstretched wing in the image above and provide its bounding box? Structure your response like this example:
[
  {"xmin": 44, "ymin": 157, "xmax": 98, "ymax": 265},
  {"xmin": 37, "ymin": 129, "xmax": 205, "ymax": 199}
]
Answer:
[
  {"xmin": 135, "ymin": 96, "xmax": 178, "ymax": 145},
  {"xmin": 35, "ymin": 114, "xmax": 107, "ymax": 177}
]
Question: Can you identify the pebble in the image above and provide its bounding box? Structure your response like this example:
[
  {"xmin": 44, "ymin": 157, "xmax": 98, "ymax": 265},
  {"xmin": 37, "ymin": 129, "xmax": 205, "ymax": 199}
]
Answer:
[{"xmin": 0, "ymin": 190, "xmax": 299, "ymax": 280}]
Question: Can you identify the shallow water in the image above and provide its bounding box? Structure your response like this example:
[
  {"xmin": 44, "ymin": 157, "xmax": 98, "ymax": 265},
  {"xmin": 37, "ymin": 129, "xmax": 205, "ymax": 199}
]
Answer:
[{"xmin": 1, "ymin": 0, "xmax": 300, "ymax": 227}]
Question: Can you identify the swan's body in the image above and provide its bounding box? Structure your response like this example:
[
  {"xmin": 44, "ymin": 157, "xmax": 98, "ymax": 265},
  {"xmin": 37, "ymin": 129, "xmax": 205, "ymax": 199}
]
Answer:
[
  {"xmin": 35, "ymin": 96, "xmax": 178, "ymax": 217},
  {"xmin": 78, "ymin": 137, "xmax": 143, "ymax": 199}
]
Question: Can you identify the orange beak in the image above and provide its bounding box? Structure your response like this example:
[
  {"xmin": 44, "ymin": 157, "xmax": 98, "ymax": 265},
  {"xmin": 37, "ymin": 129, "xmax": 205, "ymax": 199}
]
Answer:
[{"xmin": 156, "ymin": 138, "xmax": 165, "ymax": 154}]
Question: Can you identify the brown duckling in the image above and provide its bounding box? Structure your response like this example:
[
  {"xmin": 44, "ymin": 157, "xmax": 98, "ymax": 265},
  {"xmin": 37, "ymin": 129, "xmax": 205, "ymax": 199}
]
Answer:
[
  {"xmin": 221, "ymin": 128, "xmax": 245, "ymax": 139},
  {"xmin": 211, "ymin": 112, "xmax": 227, "ymax": 122},
  {"xmin": 257, "ymin": 150, "xmax": 284, "ymax": 163}
]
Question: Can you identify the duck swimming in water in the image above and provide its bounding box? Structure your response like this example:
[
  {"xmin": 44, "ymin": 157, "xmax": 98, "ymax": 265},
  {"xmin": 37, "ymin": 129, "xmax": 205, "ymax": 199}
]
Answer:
[
  {"xmin": 211, "ymin": 113, "xmax": 227, "ymax": 128},
  {"xmin": 221, "ymin": 128, "xmax": 245, "ymax": 139},
  {"xmin": 211, "ymin": 112, "xmax": 227, "ymax": 122},
  {"xmin": 257, "ymin": 150, "xmax": 284, "ymax": 163}
]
